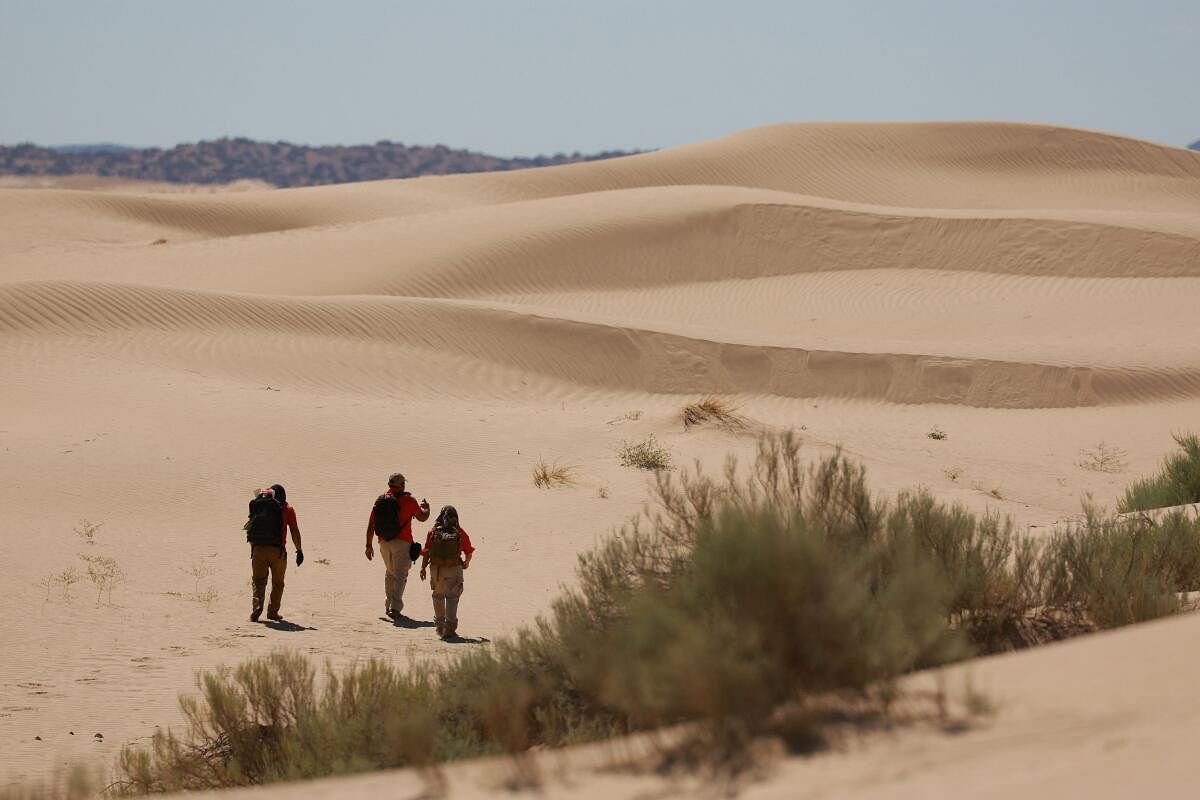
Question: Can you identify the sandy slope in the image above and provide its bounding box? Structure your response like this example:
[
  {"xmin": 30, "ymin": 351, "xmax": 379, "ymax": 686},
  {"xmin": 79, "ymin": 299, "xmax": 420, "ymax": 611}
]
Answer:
[{"xmin": 1, "ymin": 121, "xmax": 1199, "ymax": 794}]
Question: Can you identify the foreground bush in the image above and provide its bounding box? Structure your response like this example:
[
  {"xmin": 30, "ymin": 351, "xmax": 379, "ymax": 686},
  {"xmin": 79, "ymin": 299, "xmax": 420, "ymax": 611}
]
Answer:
[
  {"xmin": 113, "ymin": 434, "xmax": 1200, "ymax": 793},
  {"xmin": 1119, "ymin": 432, "xmax": 1200, "ymax": 512}
]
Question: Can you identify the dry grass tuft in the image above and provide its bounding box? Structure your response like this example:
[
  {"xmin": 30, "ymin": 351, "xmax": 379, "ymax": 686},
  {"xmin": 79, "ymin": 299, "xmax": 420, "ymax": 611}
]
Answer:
[
  {"xmin": 681, "ymin": 397, "xmax": 749, "ymax": 431},
  {"xmin": 532, "ymin": 460, "xmax": 578, "ymax": 489}
]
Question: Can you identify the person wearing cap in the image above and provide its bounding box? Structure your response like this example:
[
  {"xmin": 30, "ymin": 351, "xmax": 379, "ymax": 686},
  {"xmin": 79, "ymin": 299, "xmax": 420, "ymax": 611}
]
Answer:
[
  {"xmin": 418, "ymin": 505, "xmax": 476, "ymax": 639},
  {"xmin": 365, "ymin": 472, "xmax": 430, "ymax": 619},
  {"xmin": 247, "ymin": 483, "xmax": 303, "ymax": 622}
]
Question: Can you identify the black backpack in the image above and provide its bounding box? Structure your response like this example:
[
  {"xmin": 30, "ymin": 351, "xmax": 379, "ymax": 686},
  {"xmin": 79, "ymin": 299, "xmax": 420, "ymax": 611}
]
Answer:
[
  {"xmin": 373, "ymin": 492, "xmax": 409, "ymax": 541},
  {"xmin": 246, "ymin": 493, "xmax": 285, "ymax": 547}
]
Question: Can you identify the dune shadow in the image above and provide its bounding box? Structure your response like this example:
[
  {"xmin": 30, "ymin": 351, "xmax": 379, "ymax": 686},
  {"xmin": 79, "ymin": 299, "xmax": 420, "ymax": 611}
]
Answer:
[
  {"xmin": 379, "ymin": 615, "xmax": 437, "ymax": 629},
  {"xmin": 262, "ymin": 619, "xmax": 317, "ymax": 632}
]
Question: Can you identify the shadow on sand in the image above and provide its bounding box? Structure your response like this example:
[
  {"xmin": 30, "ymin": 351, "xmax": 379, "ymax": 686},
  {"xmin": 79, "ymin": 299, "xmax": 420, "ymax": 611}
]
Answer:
[
  {"xmin": 261, "ymin": 619, "xmax": 318, "ymax": 632},
  {"xmin": 378, "ymin": 617, "xmax": 488, "ymax": 644},
  {"xmin": 380, "ymin": 615, "xmax": 436, "ymax": 630},
  {"xmin": 441, "ymin": 633, "xmax": 489, "ymax": 645}
]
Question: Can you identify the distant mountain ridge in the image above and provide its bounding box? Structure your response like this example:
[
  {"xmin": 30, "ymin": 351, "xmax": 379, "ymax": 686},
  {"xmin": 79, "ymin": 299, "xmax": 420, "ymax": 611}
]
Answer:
[
  {"xmin": 0, "ymin": 137, "xmax": 637, "ymax": 187},
  {"xmin": 1190, "ymin": 140, "xmax": 1200, "ymax": 151}
]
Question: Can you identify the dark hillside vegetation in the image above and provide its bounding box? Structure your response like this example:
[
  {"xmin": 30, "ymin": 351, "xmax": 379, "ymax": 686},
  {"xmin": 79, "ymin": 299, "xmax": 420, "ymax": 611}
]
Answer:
[{"xmin": 0, "ymin": 138, "xmax": 636, "ymax": 188}]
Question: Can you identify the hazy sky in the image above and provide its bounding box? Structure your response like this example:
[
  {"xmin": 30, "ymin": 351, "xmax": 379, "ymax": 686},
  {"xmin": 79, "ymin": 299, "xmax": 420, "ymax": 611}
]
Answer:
[{"xmin": 2, "ymin": 0, "xmax": 1196, "ymax": 155}]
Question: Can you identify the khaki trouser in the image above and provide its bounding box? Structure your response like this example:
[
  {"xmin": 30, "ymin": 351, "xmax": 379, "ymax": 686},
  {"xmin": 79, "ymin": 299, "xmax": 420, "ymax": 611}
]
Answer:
[
  {"xmin": 430, "ymin": 563, "xmax": 464, "ymax": 635},
  {"xmin": 251, "ymin": 544, "xmax": 287, "ymax": 617},
  {"xmin": 380, "ymin": 537, "xmax": 413, "ymax": 615}
]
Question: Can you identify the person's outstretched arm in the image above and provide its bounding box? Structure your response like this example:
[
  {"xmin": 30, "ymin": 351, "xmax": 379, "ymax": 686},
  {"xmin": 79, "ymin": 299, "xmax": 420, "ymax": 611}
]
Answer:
[{"xmin": 416, "ymin": 496, "xmax": 431, "ymax": 522}]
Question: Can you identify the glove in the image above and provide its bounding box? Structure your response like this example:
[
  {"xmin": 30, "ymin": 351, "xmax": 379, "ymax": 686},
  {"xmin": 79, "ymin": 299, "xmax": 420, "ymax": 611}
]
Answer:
[{"xmin": 296, "ymin": 550, "xmax": 304, "ymax": 567}]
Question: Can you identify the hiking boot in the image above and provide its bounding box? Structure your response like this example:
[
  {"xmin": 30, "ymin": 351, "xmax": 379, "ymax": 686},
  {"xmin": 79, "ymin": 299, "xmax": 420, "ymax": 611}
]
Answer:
[
  {"xmin": 435, "ymin": 624, "xmax": 444, "ymax": 637},
  {"xmin": 385, "ymin": 609, "xmax": 399, "ymax": 619},
  {"xmin": 250, "ymin": 611, "xmax": 261, "ymax": 622},
  {"xmin": 267, "ymin": 612, "xmax": 283, "ymax": 621}
]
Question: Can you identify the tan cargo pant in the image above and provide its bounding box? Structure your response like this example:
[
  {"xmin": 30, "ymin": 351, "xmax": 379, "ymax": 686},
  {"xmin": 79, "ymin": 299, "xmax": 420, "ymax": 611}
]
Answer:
[
  {"xmin": 430, "ymin": 563, "xmax": 464, "ymax": 636},
  {"xmin": 251, "ymin": 544, "xmax": 287, "ymax": 618},
  {"xmin": 380, "ymin": 537, "xmax": 414, "ymax": 615}
]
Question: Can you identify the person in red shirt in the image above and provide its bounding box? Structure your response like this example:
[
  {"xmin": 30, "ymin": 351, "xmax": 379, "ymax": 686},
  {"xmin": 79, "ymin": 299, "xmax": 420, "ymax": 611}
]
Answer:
[
  {"xmin": 247, "ymin": 483, "xmax": 303, "ymax": 622},
  {"xmin": 418, "ymin": 505, "xmax": 476, "ymax": 639},
  {"xmin": 365, "ymin": 472, "xmax": 430, "ymax": 619}
]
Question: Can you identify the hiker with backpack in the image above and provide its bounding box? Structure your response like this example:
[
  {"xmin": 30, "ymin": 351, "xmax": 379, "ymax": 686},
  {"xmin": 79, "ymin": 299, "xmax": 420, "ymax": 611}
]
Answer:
[
  {"xmin": 365, "ymin": 472, "xmax": 430, "ymax": 619},
  {"xmin": 418, "ymin": 505, "xmax": 475, "ymax": 640},
  {"xmin": 244, "ymin": 483, "xmax": 303, "ymax": 622}
]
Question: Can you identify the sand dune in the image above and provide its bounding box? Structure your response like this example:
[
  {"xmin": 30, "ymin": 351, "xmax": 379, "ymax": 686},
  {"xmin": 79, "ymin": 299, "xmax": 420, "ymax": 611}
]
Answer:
[
  {"xmin": 2, "ymin": 121, "xmax": 1200, "ymax": 794},
  {"xmin": 2, "ymin": 280, "xmax": 1200, "ymax": 408}
]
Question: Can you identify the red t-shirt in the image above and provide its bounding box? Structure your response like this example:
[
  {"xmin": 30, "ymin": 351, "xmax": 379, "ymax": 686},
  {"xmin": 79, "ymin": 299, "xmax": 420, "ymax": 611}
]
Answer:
[
  {"xmin": 282, "ymin": 505, "xmax": 297, "ymax": 544},
  {"xmin": 371, "ymin": 489, "xmax": 423, "ymax": 543},
  {"xmin": 421, "ymin": 527, "xmax": 475, "ymax": 558}
]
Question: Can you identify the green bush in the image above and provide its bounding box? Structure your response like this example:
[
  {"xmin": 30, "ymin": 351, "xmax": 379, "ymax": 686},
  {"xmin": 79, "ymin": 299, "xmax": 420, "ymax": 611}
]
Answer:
[
  {"xmin": 113, "ymin": 653, "xmax": 440, "ymax": 793},
  {"xmin": 1039, "ymin": 503, "xmax": 1200, "ymax": 627},
  {"xmin": 1119, "ymin": 433, "xmax": 1200, "ymax": 512}
]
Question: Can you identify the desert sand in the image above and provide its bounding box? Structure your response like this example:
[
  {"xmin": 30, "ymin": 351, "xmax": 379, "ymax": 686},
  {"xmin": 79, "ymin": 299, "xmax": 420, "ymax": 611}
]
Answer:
[{"xmin": 2, "ymin": 121, "xmax": 1199, "ymax": 796}]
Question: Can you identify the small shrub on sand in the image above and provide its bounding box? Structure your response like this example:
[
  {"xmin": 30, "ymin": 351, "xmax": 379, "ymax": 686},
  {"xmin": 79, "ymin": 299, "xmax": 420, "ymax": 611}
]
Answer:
[
  {"xmin": 681, "ymin": 397, "xmax": 748, "ymax": 431},
  {"xmin": 532, "ymin": 460, "xmax": 577, "ymax": 489},
  {"xmin": 34, "ymin": 573, "xmax": 55, "ymax": 602},
  {"xmin": 618, "ymin": 435, "xmax": 672, "ymax": 470},
  {"xmin": 1077, "ymin": 441, "xmax": 1127, "ymax": 473},
  {"xmin": 74, "ymin": 519, "xmax": 104, "ymax": 545},
  {"xmin": 78, "ymin": 554, "xmax": 126, "ymax": 606},
  {"xmin": 1119, "ymin": 433, "xmax": 1200, "ymax": 512},
  {"xmin": 927, "ymin": 426, "xmax": 948, "ymax": 441},
  {"xmin": 56, "ymin": 567, "xmax": 82, "ymax": 602}
]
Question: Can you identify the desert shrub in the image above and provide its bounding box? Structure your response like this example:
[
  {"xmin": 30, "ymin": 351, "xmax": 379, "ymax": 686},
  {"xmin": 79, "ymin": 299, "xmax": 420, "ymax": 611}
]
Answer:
[
  {"xmin": 1119, "ymin": 433, "xmax": 1200, "ymax": 512},
  {"xmin": 113, "ymin": 652, "xmax": 441, "ymax": 794},
  {"xmin": 79, "ymin": 553, "xmax": 125, "ymax": 606},
  {"xmin": 585, "ymin": 503, "xmax": 959, "ymax": 752},
  {"xmin": 532, "ymin": 460, "xmax": 577, "ymax": 489},
  {"xmin": 886, "ymin": 492, "xmax": 1040, "ymax": 625},
  {"xmin": 618, "ymin": 435, "xmax": 673, "ymax": 470},
  {"xmin": 1077, "ymin": 442, "xmax": 1127, "ymax": 473},
  {"xmin": 74, "ymin": 519, "xmax": 104, "ymax": 545},
  {"xmin": 681, "ymin": 397, "xmax": 749, "ymax": 431},
  {"xmin": 1039, "ymin": 503, "xmax": 1200, "ymax": 627}
]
